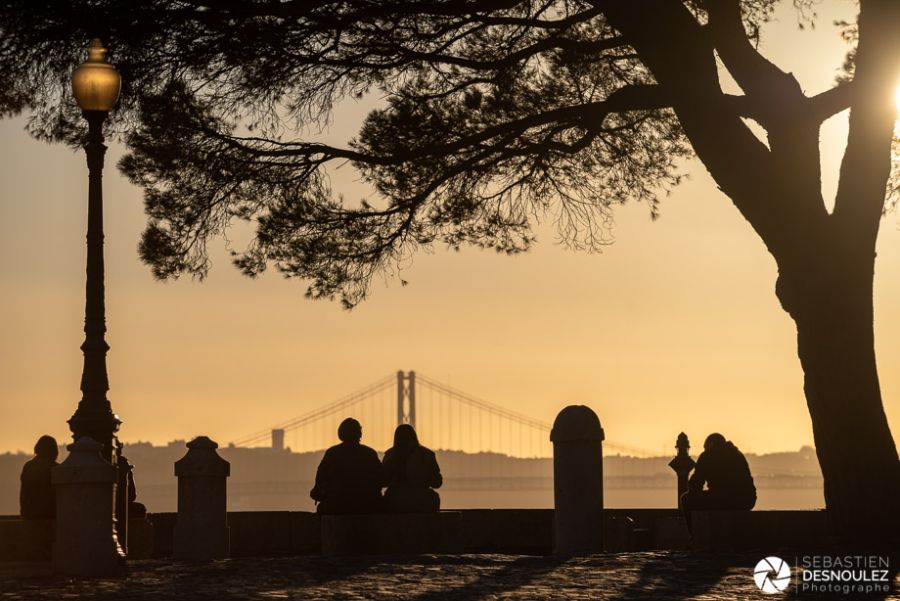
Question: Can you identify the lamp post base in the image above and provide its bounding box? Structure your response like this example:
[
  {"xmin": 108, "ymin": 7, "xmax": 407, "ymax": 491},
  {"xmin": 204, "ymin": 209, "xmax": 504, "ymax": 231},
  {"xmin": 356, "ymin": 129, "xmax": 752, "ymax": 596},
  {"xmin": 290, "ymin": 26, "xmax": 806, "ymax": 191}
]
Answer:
[{"xmin": 52, "ymin": 437, "xmax": 126, "ymax": 577}]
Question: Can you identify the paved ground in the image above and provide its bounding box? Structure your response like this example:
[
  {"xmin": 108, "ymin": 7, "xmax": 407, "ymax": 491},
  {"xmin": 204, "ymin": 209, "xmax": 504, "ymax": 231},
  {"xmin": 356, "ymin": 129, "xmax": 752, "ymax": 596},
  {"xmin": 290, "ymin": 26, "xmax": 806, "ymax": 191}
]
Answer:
[{"xmin": 1, "ymin": 552, "xmax": 897, "ymax": 600}]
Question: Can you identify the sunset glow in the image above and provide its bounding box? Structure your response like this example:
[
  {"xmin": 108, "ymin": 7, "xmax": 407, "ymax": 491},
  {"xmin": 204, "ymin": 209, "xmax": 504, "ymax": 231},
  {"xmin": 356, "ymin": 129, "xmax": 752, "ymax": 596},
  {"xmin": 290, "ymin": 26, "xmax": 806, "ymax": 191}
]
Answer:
[{"xmin": 0, "ymin": 1, "xmax": 897, "ymax": 461}]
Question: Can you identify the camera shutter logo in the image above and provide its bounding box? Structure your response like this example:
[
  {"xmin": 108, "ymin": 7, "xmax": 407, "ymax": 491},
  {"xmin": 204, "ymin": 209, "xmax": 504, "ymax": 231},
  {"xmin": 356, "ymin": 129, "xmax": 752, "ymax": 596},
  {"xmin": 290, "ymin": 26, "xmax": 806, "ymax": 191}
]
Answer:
[{"xmin": 754, "ymin": 556, "xmax": 791, "ymax": 593}]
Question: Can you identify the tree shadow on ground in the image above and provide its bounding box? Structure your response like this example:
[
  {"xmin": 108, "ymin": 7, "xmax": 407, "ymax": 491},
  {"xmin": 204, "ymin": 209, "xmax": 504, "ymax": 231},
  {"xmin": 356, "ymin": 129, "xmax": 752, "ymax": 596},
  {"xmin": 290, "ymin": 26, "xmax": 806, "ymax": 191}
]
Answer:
[
  {"xmin": 405, "ymin": 555, "xmax": 567, "ymax": 601},
  {"xmin": 598, "ymin": 552, "xmax": 732, "ymax": 601},
  {"xmin": 260, "ymin": 553, "xmax": 536, "ymax": 591}
]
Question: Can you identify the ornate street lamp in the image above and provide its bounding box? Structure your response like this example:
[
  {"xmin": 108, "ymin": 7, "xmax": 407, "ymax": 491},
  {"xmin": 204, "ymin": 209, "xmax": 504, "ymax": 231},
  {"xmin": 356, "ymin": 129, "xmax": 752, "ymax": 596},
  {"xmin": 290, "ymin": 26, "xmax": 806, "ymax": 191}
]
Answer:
[{"xmin": 68, "ymin": 39, "xmax": 122, "ymax": 463}]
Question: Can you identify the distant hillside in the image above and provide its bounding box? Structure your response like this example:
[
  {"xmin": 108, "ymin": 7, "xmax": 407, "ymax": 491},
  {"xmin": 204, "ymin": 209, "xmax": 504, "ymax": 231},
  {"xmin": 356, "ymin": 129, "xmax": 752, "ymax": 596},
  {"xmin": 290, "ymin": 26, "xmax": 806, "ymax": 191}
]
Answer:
[{"xmin": 0, "ymin": 443, "xmax": 823, "ymax": 515}]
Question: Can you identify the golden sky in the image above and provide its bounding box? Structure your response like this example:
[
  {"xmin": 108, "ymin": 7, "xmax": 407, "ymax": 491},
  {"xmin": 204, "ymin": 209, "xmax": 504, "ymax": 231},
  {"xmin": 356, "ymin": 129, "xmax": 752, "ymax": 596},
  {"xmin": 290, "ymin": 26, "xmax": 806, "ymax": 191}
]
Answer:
[{"xmin": 0, "ymin": 1, "xmax": 898, "ymax": 456}]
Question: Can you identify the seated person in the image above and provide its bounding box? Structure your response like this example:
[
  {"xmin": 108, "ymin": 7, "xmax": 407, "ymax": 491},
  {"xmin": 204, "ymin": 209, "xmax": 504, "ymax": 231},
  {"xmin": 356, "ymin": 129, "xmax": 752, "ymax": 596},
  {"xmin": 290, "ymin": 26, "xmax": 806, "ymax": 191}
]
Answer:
[
  {"xmin": 310, "ymin": 418, "xmax": 383, "ymax": 514},
  {"xmin": 115, "ymin": 440, "xmax": 147, "ymax": 519},
  {"xmin": 126, "ymin": 465, "xmax": 148, "ymax": 519},
  {"xmin": 382, "ymin": 424, "xmax": 442, "ymax": 513},
  {"xmin": 681, "ymin": 433, "xmax": 756, "ymax": 528},
  {"xmin": 20, "ymin": 435, "xmax": 59, "ymax": 519}
]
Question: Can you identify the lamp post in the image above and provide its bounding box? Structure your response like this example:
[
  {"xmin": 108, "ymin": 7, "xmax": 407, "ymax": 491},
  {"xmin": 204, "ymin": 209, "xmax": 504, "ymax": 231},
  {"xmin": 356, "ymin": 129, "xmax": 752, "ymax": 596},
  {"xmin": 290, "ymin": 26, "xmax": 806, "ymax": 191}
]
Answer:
[
  {"xmin": 68, "ymin": 39, "xmax": 122, "ymax": 461},
  {"xmin": 68, "ymin": 38, "xmax": 132, "ymax": 552}
]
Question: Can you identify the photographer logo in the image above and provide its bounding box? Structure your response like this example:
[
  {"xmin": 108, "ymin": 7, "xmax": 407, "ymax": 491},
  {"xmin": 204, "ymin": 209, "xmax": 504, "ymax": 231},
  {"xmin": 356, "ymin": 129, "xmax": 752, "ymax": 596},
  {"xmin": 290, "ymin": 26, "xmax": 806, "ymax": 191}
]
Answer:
[{"xmin": 754, "ymin": 556, "xmax": 791, "ymax": 593}]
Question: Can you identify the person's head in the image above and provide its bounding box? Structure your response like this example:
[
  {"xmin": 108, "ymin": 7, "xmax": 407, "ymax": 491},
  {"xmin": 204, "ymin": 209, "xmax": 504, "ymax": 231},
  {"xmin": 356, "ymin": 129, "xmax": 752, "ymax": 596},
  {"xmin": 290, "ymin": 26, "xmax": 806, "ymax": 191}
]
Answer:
[
  {"xmin": 704, "ymin": 433, "xmax": 727, "ymax": 452},
  {"xmin": 34, "ymin": 435, "xmax": 58, "ymax": 461},
  {"xmin": 337, "ymin": 418, "xmax": 362, "ymax": 443},
  {"xmin": 393, "ymin": 424, "xmax": 419, "ymax": 451}
]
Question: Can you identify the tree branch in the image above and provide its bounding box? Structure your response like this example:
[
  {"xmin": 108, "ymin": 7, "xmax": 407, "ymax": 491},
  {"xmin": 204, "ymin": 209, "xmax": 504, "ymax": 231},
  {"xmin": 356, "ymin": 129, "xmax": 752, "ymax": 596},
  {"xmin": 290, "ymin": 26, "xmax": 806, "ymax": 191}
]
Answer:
[
  {"xmin": 600, "ymin": 0, "xmax": 815, "ymax": 258},
  {"xmin": 832, "ymin": 0, "xmax": 900, "ymax": 240},
  {"xmin": 703, "ymin": 0, "xmax": 799, "ymax": 93},
  {"xmin": 807, "ymin": 82, "xmax": 856, "ymax": 121},
  {"xmin": 208, "ymin": 83, "xmax": 671, "ymax": 166},
  {"xmin": 704, "ymin": 0, "xmax": 806, "ymax": 125}
]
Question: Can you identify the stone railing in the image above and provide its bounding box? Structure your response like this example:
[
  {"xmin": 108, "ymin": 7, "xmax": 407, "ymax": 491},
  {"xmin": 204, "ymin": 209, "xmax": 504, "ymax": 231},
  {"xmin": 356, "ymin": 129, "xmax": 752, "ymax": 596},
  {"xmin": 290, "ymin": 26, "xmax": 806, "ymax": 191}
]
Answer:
[{"xmin": 2, "ymin": 411, "xmax": 835, "ymax": 569}]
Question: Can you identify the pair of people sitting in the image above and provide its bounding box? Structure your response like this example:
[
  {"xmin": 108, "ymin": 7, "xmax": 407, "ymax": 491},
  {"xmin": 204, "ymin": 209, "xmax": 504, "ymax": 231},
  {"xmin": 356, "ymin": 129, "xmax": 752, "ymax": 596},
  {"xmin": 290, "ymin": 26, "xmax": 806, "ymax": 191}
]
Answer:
[{"xmin": 310, "ymin": 418, "xmax": 442, "ymax": 514}]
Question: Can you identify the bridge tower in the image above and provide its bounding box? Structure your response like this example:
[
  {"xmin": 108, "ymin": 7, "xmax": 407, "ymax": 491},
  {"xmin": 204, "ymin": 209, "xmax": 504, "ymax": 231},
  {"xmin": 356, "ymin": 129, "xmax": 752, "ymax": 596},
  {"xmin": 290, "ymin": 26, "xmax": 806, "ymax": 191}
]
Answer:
[{"xmin": 396, "ymin": 371, "xmax": 416, "ymax": 429}]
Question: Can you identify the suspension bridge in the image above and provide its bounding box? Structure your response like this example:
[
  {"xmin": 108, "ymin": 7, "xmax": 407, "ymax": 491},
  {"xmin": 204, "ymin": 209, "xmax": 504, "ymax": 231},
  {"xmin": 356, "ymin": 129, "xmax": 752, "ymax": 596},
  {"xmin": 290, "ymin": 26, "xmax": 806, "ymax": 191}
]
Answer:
[{"xmin": 231, "ymin": 371, "xmax": 653, "ymax": 458}]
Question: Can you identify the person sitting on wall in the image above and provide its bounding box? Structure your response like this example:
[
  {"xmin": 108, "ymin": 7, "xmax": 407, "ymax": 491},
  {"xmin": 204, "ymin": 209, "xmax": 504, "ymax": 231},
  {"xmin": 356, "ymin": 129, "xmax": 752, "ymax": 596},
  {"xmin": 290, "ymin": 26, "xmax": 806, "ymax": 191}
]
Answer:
[
  {"xmin": 20, "ymin": 435, "xmax": 60, "ymax": 519},
  {"xmin": 681, "ymin": 433, "xmax": 756, "ymax": 529},
  {"xmin": 115, "ymin": 440, "xmax": 147, "ymax": 519},
  {"xmin": 382, "ymin": 424, "xmax": 443, "ymax": 513},
  {"xmin": 310, "ymin": 418, "xmax": 383, "ymax": 514}
]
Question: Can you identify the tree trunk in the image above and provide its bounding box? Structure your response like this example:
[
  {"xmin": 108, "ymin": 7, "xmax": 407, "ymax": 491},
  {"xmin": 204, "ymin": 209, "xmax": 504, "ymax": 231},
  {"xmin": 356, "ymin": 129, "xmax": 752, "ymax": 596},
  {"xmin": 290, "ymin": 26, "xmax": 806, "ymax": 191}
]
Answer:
[{"xmin": 777, "ymin": 245, "xmax": 900, "ymax": 543}]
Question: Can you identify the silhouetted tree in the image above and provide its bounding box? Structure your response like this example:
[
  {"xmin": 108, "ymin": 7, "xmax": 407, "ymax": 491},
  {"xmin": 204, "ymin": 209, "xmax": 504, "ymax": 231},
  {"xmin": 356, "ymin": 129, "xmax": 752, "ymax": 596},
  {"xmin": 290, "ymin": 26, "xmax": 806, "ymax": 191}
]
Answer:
[{"xmin": 1, "ymin": 0, "xmax": 898, "ymax": 541}]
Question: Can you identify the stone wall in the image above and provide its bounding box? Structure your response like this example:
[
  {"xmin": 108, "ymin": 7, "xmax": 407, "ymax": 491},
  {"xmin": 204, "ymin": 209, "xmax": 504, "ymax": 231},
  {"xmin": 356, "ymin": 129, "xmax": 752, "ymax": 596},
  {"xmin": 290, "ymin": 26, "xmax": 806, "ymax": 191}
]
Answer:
[{"xmin": 0, "ymin": 508, "xmax": 836, "ymax": 560}]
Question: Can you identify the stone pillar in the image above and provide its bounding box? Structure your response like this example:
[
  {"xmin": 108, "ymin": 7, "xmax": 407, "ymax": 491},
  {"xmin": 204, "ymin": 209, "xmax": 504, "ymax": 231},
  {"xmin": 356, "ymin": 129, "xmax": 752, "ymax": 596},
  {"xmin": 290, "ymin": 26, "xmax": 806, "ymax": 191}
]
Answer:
[
  {"xmin": 668, "ymin": 432, "xmax": 696, "ymax": 509},
  {"xmin": 174, "ymin": 436, "xmax": 230, "ymax": 560},
  {"xmin": 52, "ymin": 437, "xmax": 125, "ymax": 576},
  {"xmin": 551, "ymin": 405, "xmax": 604, "ymax": 555}
]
